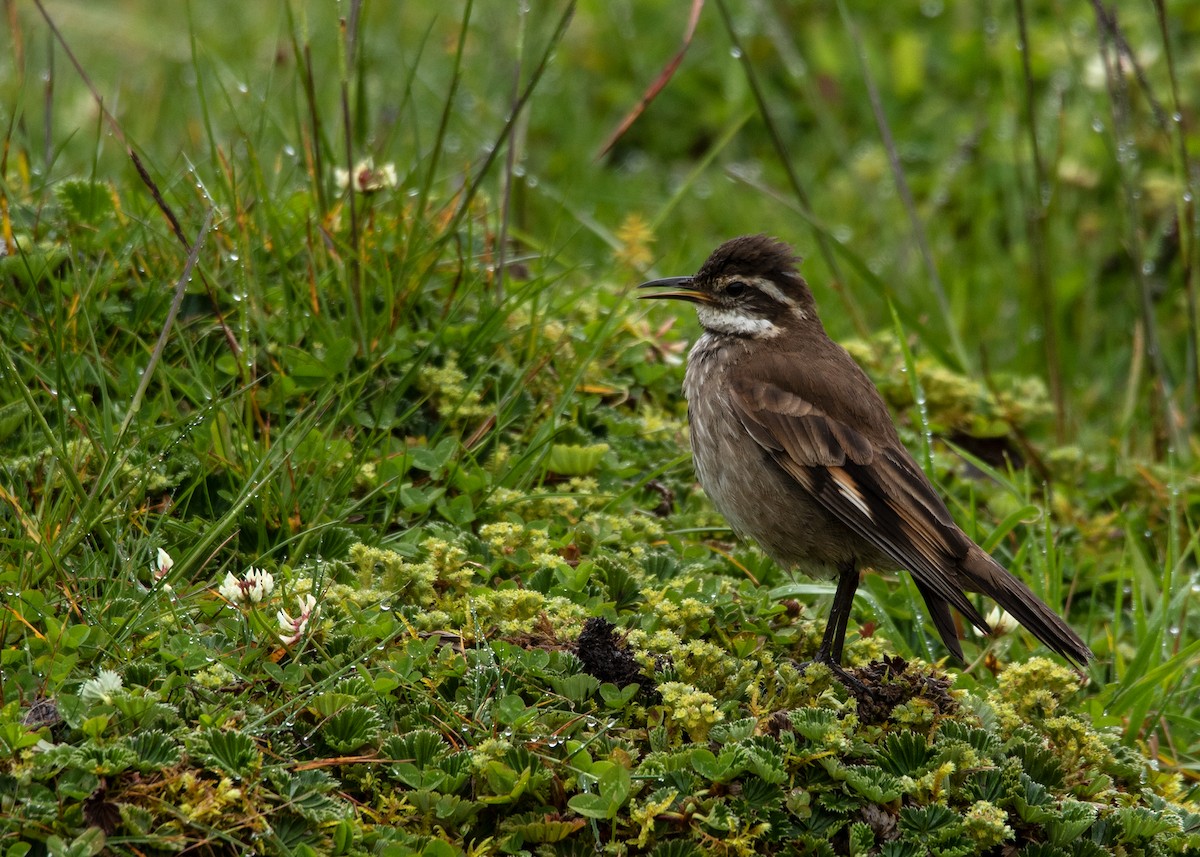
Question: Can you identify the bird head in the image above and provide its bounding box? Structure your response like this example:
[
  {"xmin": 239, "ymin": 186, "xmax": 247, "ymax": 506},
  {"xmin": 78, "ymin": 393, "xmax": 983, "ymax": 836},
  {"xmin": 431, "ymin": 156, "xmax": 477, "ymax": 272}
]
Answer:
[{"xmin": 639, "ymin": 234, "xmax": 816, "ymax": 339}]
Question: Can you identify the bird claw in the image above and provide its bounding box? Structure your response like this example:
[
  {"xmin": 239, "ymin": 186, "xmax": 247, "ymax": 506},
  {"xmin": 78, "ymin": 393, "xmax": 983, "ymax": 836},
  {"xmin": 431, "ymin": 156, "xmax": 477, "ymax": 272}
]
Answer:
[{"xmin": 796, "ymin": 653, "xmax": 871, "ymax": 697}]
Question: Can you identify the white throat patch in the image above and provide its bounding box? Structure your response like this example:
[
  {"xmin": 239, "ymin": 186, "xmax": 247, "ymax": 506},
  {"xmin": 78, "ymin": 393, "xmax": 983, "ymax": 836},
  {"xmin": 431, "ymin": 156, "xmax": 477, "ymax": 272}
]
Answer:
[{"xmin": 695, "ymin": 304, "xmax": 782, "ymax": 338}]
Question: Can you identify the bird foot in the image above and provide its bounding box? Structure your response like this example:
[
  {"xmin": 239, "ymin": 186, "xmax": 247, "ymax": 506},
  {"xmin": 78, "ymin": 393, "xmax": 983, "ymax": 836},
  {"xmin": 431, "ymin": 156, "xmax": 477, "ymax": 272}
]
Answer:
[{"xmin": 795, "ymin": 653, "xmax": 870, "ymax": 697}]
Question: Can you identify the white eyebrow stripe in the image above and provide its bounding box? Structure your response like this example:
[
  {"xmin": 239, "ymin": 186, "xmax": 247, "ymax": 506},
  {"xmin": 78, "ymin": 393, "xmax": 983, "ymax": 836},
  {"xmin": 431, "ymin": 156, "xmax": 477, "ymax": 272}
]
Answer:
[{"xmin": 753, "ymin": 277, "xmax": 793, "ymax": 306}]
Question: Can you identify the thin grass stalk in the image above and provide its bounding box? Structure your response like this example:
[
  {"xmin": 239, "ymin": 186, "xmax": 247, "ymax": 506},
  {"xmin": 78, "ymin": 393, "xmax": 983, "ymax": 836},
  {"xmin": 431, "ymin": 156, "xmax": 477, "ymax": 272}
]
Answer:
[
  {"xmin": 711, "ymin": 0, "xmax": 868, "ymax": 342},
  {"xmin": 118, "ymin": 208, "xmax": 214, "ymax": 438},
  {"xmin": 41, "ymin": 29, "xmax": 51, "ymax": 167},
  {"xmin": 651, "ymin": 109, "xmax": 754, "ymax": 234},
  {"xmin": 441, "ymin": 1, "xmax": 575, "ymax": 245},
  {"xmin": 495, "ymin": 3, "xmax": 529, "ymax": 302},
  {"xmin": 1151, "ymin": 0, "xmax": 1199, "ymax": 435},
  {"xmin": 338, "ymin": 14, "xmax": 363, "ymax": 346},
  {"xmin": 836, "ymin": 0, "xmax": 967, "ymax": 372},
  {"xmin": 1091, "ymin": 1, "xmax": 1187, "ymax": 461},
  {"xmin": 411, "ymin": 0, "xmax": 474, "ymax": 245},
  {"xmin": 286, "ymin": 5, "xmax": 330, "ymax": 218},
  {"xmin": 1013, "ymin": 0, "xmax": 1066, "ymax": 441}
]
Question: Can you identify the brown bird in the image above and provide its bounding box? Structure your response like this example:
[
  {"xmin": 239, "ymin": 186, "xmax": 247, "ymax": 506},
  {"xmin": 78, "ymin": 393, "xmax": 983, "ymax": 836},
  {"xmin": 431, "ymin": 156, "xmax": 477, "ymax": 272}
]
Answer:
[{"xmin": 640, "ymin": 235, "xmax": 1092, "ymax": 676}]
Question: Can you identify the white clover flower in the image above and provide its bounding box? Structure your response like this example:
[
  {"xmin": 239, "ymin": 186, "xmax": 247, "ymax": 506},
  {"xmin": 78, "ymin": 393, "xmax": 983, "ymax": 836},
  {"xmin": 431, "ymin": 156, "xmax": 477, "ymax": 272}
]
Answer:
[
  {"xmin": 219, "ymin": 571, "xmax": 241, "ymax": 603},
  {"xmin": 245, "ymin": 568, "xmax": 274, "ymax": 603},
  {"xmin": 218, "ymin": 567, "xmax": 276, "ymax": 605},
  {"xmin": 278, "ymin": 594, "xmax": 319, "ymax": 645},
  {"xmin": 986, "ymin": 606, "xmax": 1019, "ymax": 636},
  {"xmin": 334, "ymin": 158, "xmax": 397, "ymax": 193},
  {"xmin": 154, "ymin": 548, "xmax": 174, "ymax": 580},
  {"xmin": 80, "ymin": 669, "xmax": 124, "ymax": 705}
]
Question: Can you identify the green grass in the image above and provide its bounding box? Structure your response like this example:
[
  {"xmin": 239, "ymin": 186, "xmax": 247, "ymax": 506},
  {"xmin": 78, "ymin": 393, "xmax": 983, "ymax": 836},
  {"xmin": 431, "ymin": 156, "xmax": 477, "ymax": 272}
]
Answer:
[{"xmin": 1, "ymin": 1, "xmax": 1198, "ymax": 855}]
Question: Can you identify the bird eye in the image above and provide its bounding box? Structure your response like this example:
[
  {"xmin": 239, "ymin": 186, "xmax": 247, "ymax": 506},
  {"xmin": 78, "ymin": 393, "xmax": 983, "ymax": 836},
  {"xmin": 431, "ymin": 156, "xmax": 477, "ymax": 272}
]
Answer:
[{"xmin": 725, "ymin": 280, "xmax": 748, "ymax": 297}]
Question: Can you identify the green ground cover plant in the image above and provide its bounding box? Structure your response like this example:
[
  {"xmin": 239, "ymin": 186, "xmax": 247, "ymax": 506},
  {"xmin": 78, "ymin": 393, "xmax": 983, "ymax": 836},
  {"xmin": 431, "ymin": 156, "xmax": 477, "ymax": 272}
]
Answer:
[{"xmin": 1, "ymin": 1, "xmax": 1197, "ymax": 854}]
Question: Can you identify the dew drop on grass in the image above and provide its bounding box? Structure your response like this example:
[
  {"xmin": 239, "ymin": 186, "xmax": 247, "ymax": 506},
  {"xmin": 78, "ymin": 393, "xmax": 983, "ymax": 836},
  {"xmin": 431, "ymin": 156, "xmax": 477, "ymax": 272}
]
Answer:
[{"xmin": 729, "ymin": 47, "xmax": 742, "ymax": 59}]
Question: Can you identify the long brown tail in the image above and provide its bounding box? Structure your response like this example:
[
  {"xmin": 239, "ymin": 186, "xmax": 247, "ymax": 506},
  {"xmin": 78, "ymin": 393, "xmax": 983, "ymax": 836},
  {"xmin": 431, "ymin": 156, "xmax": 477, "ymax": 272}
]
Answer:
[{"xmin": 962, "ymin": 546, "xmax": 1093, "ymax": 667}]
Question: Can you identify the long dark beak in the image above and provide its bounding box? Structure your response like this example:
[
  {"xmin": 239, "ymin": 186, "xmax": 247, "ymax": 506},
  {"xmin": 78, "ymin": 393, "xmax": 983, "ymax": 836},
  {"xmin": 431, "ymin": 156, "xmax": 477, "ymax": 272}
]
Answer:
[{"xmin": 637, "ymin": 276, "xmax": 711, "ymax": 304}]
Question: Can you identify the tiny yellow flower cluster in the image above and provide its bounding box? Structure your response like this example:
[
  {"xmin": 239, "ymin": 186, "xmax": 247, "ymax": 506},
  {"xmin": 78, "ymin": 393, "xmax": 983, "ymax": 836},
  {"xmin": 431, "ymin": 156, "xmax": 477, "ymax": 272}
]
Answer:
[
  {"xmin": 639, "ymin": 585, "xmax": 713, "ymax": 634},
  {"xmin": 422, "ymin": 538, "xmax": 476, "ymax": 587},
  {"xmin": 478, "ymin": 521, "xmax": 565, "ymax": 572},
  {"xmin": 1041, "ymin": 715, "xmax": 1118, "ymax": 793},
  {"xmin": 325, "ymin": 582, "xmax": 391, "ymax": 607},
  {"xmin": 963, "ymin": 800, "xmax": 1014, "ymax": 847},
  {"xmin": 468, "ymin": 589, "xmax": 588, "ymax": 636},
  {"xmin": 658, "ymin": 680, "xmax": 724, "ymax": 742},
  {"xmin": 637, "ymin": 407, "xmax": 686, "ymax": 436},
  {"xmin": 842, "ymin": 634, "xmax": 889, "ymax": 666},
  {"xmin": 615, "ymin": 212, "xmax": 655, "ymax": 271},
  {"xmin": 890, "ymin": 697, "xmax": 942, "ymax": 729},
  {"xmin": 416, "ymin": 353, "xmax": 493, "ymax": 423},
  {"xmin": 193, "ymin": 662, "xmax": 239, "ymax": 690},
  {"xmin": 348, "ymin": 539, "xmax": 474, "ymax": 607},
  {"xmin": 626, "ymin": 628, "xmax": 740, "ymax": 693},
  {"xmin": 470, "ymin": 737, "xmax": 514, "ymax": 770},
  {"xmin": 170, "ymin": 772, "xmax": 251, "ymax": 826},
  {"xmin": 903, "ymin": 760, "xmax": 958, "ymax": 803},
  {"xmin": 991, "ymin": 656, "xmax": 1081, "ymax": 724}
]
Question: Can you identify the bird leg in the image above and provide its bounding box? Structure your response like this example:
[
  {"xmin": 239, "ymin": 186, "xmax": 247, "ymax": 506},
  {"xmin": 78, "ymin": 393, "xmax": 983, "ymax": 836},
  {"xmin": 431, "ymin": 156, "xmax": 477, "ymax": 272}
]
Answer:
[
  {"xmin": 808, "ymin": 562, "xmax": 869, "ymax": 693},
  {"xmin": 815, "ymin": 562, "xmax": 859, "ymax": 664}
]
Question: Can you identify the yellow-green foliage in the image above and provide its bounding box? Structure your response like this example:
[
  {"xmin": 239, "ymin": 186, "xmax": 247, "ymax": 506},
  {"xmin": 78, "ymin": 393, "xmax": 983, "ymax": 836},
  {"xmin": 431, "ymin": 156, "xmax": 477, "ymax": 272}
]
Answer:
[
  {"xmin": 416, "ymin": 352, "xmax": 493, "ymax": 423},
  {"xmin": 658, "ymin": 681, "xmax": 724, "ymax": 742},
  {"xmin": 348, "ymin": 539, "xmax": 474, "ymax": 607},
  {"xmin": 963, "ymin": 800, "xmax": 1013, "ymax": 848},
  {"xmin": 991, "ymin": 656, "xmax": 1083, "ymax": 722}
]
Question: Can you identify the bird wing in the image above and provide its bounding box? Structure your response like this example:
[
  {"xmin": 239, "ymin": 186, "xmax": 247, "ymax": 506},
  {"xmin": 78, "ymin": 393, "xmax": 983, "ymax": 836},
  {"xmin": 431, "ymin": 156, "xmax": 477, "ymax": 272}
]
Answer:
[{"xmin": 727, "ymin": 368, "xmax": 989, "ymax": 634}]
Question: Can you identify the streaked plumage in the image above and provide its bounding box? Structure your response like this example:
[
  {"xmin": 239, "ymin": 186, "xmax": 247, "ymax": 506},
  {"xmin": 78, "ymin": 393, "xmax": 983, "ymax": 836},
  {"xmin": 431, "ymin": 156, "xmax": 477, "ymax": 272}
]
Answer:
[{"xmin": 641, "ymin": 234, "xmax": 1092, "ymax": 669}]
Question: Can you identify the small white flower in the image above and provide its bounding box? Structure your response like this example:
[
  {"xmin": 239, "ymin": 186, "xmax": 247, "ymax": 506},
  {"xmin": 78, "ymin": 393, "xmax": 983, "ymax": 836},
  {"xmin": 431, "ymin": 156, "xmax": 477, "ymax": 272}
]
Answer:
[
  {"xmin": 219, "ymin": 571, "xmax": 241, "ymax": 602},
  {"xmin": 219, "ymin": 567, "xmax": 276, "ymax": 605},
  {"xmin": 334, "ymin": 158, "xmax": 397, "ymax": 193},
  {"xmin": 278, "ymin": 594, "xmax": 319, "ymax": 645},
  {"xmin": 245, "ymin": 568, "xmax": 275, "ymax": 603},
  {"xmin": 986, "ymin": 606, "xmax": 1019, "ymax": 636},
  {"xmin": 80, "ymin": 669, "xmax": 124, "ymax": 705},
  {"xmin": 154, "ymin": 548, "xmax": 174, "ymax": 580}
]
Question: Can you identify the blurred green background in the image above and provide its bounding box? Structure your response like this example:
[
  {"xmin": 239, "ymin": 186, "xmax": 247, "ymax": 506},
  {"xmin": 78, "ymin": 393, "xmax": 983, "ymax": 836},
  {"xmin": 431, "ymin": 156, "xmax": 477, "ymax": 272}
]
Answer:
[{"xmin": 8, "ymin": 1, "xmax": 1198, "ymax": 455}]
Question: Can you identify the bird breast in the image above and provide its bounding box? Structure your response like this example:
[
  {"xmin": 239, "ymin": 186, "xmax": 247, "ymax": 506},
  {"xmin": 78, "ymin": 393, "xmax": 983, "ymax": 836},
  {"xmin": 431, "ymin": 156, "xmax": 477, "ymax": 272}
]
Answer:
[{"xmin": 683, "ymin": 333, "xmax": 865, "ymax": 579}]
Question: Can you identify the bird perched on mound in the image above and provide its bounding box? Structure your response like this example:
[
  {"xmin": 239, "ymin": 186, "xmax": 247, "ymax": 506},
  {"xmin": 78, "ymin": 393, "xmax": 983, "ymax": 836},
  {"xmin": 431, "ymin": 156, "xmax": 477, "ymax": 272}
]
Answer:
[{"xmin": 640, "ymin": 235, "xmax": 1092, "ymax": 675}]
